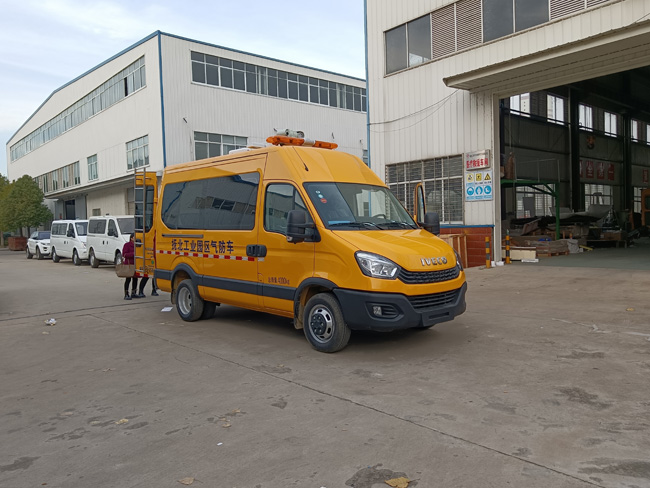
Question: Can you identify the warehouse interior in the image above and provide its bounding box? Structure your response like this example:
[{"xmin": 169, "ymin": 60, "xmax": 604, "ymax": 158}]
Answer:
[{"xmin": 499, "ymin": 64, "xmax": 650, "ymax": 262}]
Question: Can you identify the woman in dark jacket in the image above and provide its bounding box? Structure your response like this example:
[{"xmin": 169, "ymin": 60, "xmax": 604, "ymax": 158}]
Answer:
[{"xmin": 122, "ymin": 234, "xmax": 138, "ymax": 300}]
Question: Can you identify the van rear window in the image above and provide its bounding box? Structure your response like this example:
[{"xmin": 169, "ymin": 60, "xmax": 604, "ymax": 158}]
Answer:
[{"xmin": 161, "ymin": 173, "xmax": 259, "ymax": 230}]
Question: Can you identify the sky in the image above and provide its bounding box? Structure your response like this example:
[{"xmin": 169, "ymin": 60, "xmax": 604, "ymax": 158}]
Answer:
[{"xmin": 0, "ymin": 0, "xmax": 367, "ymax": 177}]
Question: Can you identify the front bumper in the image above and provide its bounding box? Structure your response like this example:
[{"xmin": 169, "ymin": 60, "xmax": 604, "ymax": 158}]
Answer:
[{"xmin": 334, "ymin": 282, "xmax": 467, "ymax": 331}]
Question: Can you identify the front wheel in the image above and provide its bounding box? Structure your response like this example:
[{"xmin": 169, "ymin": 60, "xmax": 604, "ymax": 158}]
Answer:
[
  {"xmin": 303, "ymin": 293, "xmax": 351, "ymax": 353},
  {"xmin": 52, "ymin": 248, "xmax": 60, "ymax": 263},
  {"xmin": 73, "ymin": 249, "xmax": 81, "ymax": 266},
  {"xmin": 176, "ymin": 279, "xmax": 204, "ymax": 322},
  {"xmin": 36, "ymin": 247, "xmax": 43, "ymax": 260},
  {"xmin": 26, "ymin": 247, "xmax": 33, "ymax": 259},
  {"xmin": 89, "ymin": 249, "xmax": 99, "ymax": 268},
  {"xmin": 114, "ymin": 251, "xmax": 122, "ymax": 266}
]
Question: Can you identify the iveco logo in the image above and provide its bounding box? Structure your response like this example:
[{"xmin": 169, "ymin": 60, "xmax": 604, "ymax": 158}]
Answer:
[{"xmin": 421, "ymin": 257, "xmax": 447, "ymax": 266}]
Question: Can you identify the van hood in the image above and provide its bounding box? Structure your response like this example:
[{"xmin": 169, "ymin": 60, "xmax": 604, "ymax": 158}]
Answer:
[{"xmin": 331, "ymin": 229, "xmax": 457, "ymax": 270}]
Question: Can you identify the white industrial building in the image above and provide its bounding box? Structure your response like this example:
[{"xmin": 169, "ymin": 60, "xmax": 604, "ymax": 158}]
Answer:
[
  {"xmin": 6, "ymin": 31, "xmax": 367, "ymax": 220},
  {"xmin": 366, "ymin": 0, "xmax": 650, "ymax": 265}
]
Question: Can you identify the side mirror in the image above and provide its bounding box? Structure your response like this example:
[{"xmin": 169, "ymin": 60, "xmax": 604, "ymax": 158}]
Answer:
[
  {"xmin": 286, "ymin": 210, "xmax": 308, "ymax": 243},
  {"xmin": 422, "ymin": 212, "xmax": 441, "ymax": 236}
]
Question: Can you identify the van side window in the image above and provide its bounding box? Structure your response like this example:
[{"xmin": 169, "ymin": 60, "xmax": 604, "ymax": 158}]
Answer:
[
  {"xmin": 67, "ymin": 224, "xmax": 74, "ymax": 237},
  {"xmin": 161, "ymin": 172, "xmax": 259, "ymax": 230},
  {"xmin": 89, "ymin": 219, "xmax": 106, "ymax": 234},
  {"xmin": 264, "ymin": 184, "xmax": 314, "ymax": 237},
  {"xmin": 108, "ymin": 220, "xmax": 117, "ymax": 236}
]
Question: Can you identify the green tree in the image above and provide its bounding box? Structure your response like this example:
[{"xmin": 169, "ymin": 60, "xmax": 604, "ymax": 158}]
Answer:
[{"xmin": 0, "ymin": 175, "xmax": 52, "ymax": 236}]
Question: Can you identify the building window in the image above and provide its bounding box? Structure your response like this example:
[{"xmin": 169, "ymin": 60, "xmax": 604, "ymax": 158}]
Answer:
[
  {"xmin": 127, "ymin": 135, "xmax": 149, "ymax": 170},
  {"xmin": 73, "ymin": 162, "xmax": 80, "ymax": 185},
  {"xmin": 194, "ymin": 132, "xmax": 247, "ymax": 160},
  {"xmin": 632, "ymin": 120, "xmax": 639, "ymax": 142},
  {"xmin": 604, "ymin": 111, "xmax": 618, "ymax": 137},
  {"xmin": 515, "ymin": 190, "xmax": 553, "ymax": 218},
  {"xmin": 484, "ymin": 0, "xmax": 549, "ymax": 42},
  {"xmin": 386, "ymin": 156, "xmax": 464, "ymax": 224},
  {"xmin": 385, "ymin": 14, "xmax": 432, "ymax": 74},
  {"xmin": 634, "ymin": 187, "xmax": 644, "ymax": 213},
  {"xmin": 10, "ymin": 57, "xmax": 146, "ymax": 162},
  {"xmin": 584, "ymin": 183, "xmax": 613, "ymax": 211},
  {"xmin": 510, "ymin": 93, "xmax": 530, "ymax": 116},
  {"xmin": 362, "ymin": 149, "xmax": 369, "ymax": 166},
  {"xmin": 88, "ymin": 154, "xmax": 98, "ymax": 181},
  {"xmin": 579, "ymin": 104, "xmax": 593, "ymax": 131},
  {"xmin": 190, "ymin": 52, "xmax": 366, "ymax": 112},
  {"xmin": 547, "ymin": 94, "xmax": 565, "ymax": 124}
]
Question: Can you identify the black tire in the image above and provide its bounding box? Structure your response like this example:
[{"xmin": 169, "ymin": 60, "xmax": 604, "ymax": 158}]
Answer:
[
  {"xmin": 114, "ymin": 251, "xmax": 122, "ymax": 266},
  {"xmin": 36, "ymin": 247, "xmax": 43, "ymax": 260},
  {"xmin": 73, "ymin": 249, "xmax": 81, "ymax": 266},
  {"xmin": 303, "ymin": 293, "xmax": 351, "ymax": 353},
  {"xmin": 26, "ymin": 247, "xmax": 33, "ymax": 259},
  {"xmin": 200, "ymin": 301, "xmax": 217, "ymax": 320},
  {"xmin": 89, "ymin": 249, "xmax": 99, "ymax": 268},
  {"xmin": 52, "ymin": 248, "xmax": 60, "ymax": 263},
  {"xmin": 176, "ymin": 279, "xmax": 204, "ymax": 322}
]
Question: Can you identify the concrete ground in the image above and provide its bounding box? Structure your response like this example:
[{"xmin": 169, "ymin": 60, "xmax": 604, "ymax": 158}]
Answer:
[{"xmin": 0, "ymin": 245, "xmax": 649, "ymax": 488}]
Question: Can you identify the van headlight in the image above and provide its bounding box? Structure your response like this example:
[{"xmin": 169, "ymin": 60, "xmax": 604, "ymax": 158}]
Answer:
[
  {"xmin": 355, "ymin": 251, "xmax": 399, "ymax": 279},
  {"xmin": 454, "ymin": 250, "xmax": 463, "ymax": 271}
]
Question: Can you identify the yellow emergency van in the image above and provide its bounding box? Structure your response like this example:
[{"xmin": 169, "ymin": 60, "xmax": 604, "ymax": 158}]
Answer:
[{"xmin": 148, "ymin": 133, "xmax": 467, "ymax": 352}]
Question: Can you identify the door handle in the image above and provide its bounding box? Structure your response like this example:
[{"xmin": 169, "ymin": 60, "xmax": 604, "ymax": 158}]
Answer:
[{"xmin": 246, "ymin": 245, "xmax": 267, "ymax": 257}]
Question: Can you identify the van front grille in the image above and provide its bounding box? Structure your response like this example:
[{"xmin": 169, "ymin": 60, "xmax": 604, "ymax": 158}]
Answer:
[
  {"xmin": 398, "ymin": 267, "xmax": 459, "ymax": 284},
  {"xmin": 408, "ymin": 289, "xmax": 460, "ymax": 311}
]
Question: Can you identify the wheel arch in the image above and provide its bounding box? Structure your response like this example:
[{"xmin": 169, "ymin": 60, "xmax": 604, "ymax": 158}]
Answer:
[
  {"xmin": 169, "ymin": 263, "xmax": 201, "ymax": 305},
  {"xmin": 292, "ymin": 278, "xmax": 338, "ymax": 330}
]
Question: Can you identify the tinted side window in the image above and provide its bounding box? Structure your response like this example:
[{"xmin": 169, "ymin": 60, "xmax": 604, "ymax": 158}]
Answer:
[
  {"xmin": 89, "ymin": 219, "xmax": 106, "ymax": 234},
  {"xmin": 161, "ymin": 173, "xmax": 259, "ymax": 230},
  {"xmin": 264, "ymin": 184, "xmax": 314, "ymax": 237},
  {"xmin": 108, "ymin": 220, "xmax": 117, "ymax": 236}
]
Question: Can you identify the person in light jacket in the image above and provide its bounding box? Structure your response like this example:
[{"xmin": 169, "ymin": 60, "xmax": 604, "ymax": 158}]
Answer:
[{"xmin": 122, "ymin": 234, "xmax": 139, "ymax": 300}]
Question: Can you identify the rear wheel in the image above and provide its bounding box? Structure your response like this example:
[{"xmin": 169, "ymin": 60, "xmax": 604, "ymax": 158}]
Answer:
[
  {"xmin": 176, "ymin": 279, "xmax": 204, "ymax": 322},
  {"xmin": 89, "ymin": 249, "xmax": 99, "ymax": 268},
  {"xmin": 26, "ymin": 247, "xmax": 33, "ymax": 259},
  {"xmin": 303, "ymin": 293, "xmax": 351, "ymax": 353},
  {"xmin": 52, "ymin": 248, "xmax": 60, "ymax": 263},
  {"xmin": 36, "ymin": 247, "xmax": 43, "ymax": 260},
  {"xmin": 73, "ymin": 249, "xmax": 81, "ymax": 266}
]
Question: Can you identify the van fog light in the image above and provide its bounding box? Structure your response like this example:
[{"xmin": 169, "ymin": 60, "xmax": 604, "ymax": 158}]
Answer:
[{"xmin": 369, "ymin": 304, "xmax": 399, "ymax": 318}]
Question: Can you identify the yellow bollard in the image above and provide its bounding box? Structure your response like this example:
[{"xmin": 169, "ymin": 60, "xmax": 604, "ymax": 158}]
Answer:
[
  {"xmin": 505, "ymin": 232, "xmax": 511, "ymax": 264},
  {"xmin": 485, "ymin": 236, "xmax": 491, "ymax": 268}
]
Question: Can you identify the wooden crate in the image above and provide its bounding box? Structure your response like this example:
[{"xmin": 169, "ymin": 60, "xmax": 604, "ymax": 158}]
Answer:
[{"xmin": 439, "ymin": 234, "xmax": 468, "ymax": 268}]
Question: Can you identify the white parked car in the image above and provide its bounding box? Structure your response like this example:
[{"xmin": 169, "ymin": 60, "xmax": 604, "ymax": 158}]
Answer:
[{"xmin": 26, "ymin": 231, "xmax": 51, "ymax": 260}]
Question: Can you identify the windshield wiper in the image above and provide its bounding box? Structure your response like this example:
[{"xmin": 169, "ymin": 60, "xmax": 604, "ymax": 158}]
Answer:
[
  {"xmin": 375, "ymin": 221, "xmax": 417, "ymax": 230},
  {"xmin": 328, "ymin": 221, "xmax": 381, "ymax": 229}
]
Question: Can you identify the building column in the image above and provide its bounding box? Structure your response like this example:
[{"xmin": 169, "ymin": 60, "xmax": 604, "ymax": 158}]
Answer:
[{"xmin": 568, "ymin": 88, "xmax": 582, "ymax": 211}]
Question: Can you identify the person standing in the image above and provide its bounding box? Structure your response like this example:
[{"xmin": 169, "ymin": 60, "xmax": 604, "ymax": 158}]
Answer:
[{"xmin": 122, "ymin": 234, "xmax": 138, "ymax": 300}]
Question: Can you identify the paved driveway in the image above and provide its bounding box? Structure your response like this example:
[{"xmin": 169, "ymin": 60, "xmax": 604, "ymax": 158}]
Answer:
[{"xmin": 1, "ymin": 248, "xmax": 648, "ymax": 488}]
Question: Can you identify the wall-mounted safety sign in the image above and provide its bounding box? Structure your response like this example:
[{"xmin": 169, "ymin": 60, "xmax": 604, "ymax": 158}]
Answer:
[{"xmin": 465, "ymin": 170, "xmax": 493, "ymax": 201}]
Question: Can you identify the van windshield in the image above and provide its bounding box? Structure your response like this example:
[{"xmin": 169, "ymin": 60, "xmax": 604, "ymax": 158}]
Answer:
[
  {"xmin": 117, "ymin": 218, "xmax": 135, "ymax": 235},
  {"xmin": 304, "ymin": 182, "xmax": 417, "ymax": 230},
  {"xmin": 75, "ymin": 222, "xmax": 88, "ymax": 236}
]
